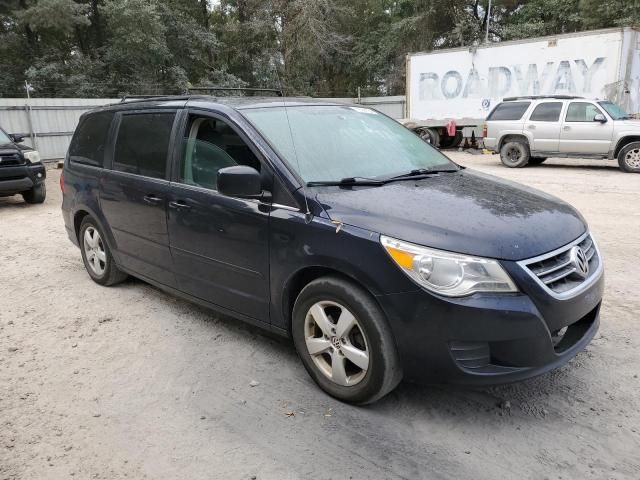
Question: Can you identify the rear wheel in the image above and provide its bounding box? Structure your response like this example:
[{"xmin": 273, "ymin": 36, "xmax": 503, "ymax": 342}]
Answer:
[
  {"xmin": 79, "ymin": 217, "xmax": 127, "ymax": 286},
  {"xmin": 618, "ymin": 142, "xmax": 640, "ymax": 173},
  {"xmin": 22, "ymin": 183, "xmax": 46, "ymax": 204},
  {"xmin": 500, "ymin": 141, "xmax": 530, "ymax": 168},
  {"xmin": 529, "ymin": 157, "xmax": 547, "ymax": 165},
  {"xmin": 439, "ymin": 131, "xmax": 463, "ymax": 149},
  {"xmin": 292, "ymin": 276, "xmax": 402, "ymax": 404}
]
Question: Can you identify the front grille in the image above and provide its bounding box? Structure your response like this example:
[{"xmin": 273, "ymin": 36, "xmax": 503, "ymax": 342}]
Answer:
[
  {"xmin": 519, "ymin": 233, "xmax": 601, "ymax": 298},
  {"xmin": 0, "ymin": 153, "xmax": 24, "ymax": 167}
]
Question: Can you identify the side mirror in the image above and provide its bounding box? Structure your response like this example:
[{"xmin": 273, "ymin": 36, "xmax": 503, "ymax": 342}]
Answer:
[
  {"xmin": 217, "ymin": 165, "xmax": 263, "ymax": 198},
  {"xmin": 10, "ymin": 134, "xmax": 25, "ymax": 143},
  {"xmin": 593, "ymin": 113, "xmax": 607, "ymax": 123}
]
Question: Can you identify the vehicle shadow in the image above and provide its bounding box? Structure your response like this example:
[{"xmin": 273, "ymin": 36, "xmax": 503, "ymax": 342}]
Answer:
[
  {"xmin": 123, "ymin": 275, "xmax": 581, "ymax": 422},
  {"xmin": 0, "ymin": 195, "xmax": 43, "ymax": 210},
  {"xmin": 528, "ymin": 162, "xmax": 620, "ymax": 172}
]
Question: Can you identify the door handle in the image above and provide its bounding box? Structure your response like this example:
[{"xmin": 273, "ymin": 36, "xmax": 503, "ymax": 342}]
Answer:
[
  {"xmin": 169, "ymin": 200, "xmax": 192, "ymax": 211},
  {"xmin": 563, "ymin": 126, "xmax": 571, "ymax": 131},
  {"xmin": 143, "ymin": 194, "xmax": 163, "ymax": 206},
  {"xmin": 527, "ymin": 125, "xmax": 536, "ymax": 130}
]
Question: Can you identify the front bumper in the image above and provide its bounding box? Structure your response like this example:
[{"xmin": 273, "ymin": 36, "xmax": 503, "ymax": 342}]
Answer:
[
  {"xmin": 376, "ymin": 264, "xmax": 603, "ymax": 385},
  {"xmin": 0, "ymin": 163, "xmax": 46, "ymax": 195}
]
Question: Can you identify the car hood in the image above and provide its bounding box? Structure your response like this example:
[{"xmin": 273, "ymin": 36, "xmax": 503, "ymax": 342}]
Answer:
[
  {"xmin": 0, "ymin": 144, "xmax": 20, "ymax": 155},
  {"xmin": 314, "ymin": 169, "xmax": 586, "ymax": 261},
  {"xmin": 615, "ymin": 119, "xmax": 640, "ymax": 127}
]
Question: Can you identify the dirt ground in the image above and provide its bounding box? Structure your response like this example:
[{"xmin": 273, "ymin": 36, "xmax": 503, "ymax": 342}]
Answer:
[{"xmin": 1, "ymin": 153, "xmax": 639, "ymax": 480}]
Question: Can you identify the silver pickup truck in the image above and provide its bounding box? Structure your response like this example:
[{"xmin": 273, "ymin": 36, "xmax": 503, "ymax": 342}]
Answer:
[{"xmin": 483, "ymin": 95, "xmax": 640, "ymax": 173}]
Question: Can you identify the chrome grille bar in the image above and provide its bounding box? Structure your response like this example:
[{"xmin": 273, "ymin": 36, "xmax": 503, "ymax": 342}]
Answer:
[{"xmin": 517, "ymin": 232, "xmax": 603, "ymax": 300}]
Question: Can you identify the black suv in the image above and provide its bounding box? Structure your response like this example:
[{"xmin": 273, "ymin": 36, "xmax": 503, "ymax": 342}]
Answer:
[
  {"xmin": 61, "ymin": 96, "xmax": 603, "ymax": 404},
  {"xmin": 0, "ymin": 127, "xmax": 46, "ymax": 203}
]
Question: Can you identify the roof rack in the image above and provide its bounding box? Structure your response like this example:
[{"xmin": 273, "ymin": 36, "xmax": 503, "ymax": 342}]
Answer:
[
  {"xmin": 188, "ymin": 87, "xmax": 283, "ymax": 97},
  {"xmin": 120, "ymin": 95, "xmax": 191, "ymax": 103},
  {"xmin": 503, "ymin": 95, "xmax": 584, "ymax": 101}
]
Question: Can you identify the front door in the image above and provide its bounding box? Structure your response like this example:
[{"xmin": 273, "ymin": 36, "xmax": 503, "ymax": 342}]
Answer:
[
  {"xmin": 167, "ymin": 111, "xmax": 271, "ymax": 322},
  {"xmin": 100, "ymin": 110, "xmax": 178, "ymax": 287},
  {"xmin": 559, "ymin": 101, "xmax": 614, "ymax": 155},
  {"xmin": 524, "ymin": 101, "xmax": 563, "ymax": 153}
]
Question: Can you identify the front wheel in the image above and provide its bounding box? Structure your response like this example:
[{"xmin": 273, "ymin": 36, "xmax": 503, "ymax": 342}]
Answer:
[
  {"xmin": 500, "ymin": 141, "xmax": 530, "ymax": 168},
  {"xmin": 618, "ymin": 142, "xmax": 640, "ymax": 173},
  {"xmin": 292, "ymin": 276, "xmax": 402, "ymax": 404},
  {"xmin": 22, "ymin": 183, "xmax": 46, "ymax": 204}
]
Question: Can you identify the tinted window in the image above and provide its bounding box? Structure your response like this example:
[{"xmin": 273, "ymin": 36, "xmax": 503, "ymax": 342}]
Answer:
[
  {"xmin": 487, "ymin": 102, "xmax": 531, "ymax": 121},
  {"xmin": 179, "ymin": 116, "xmax": 260, "ymax": 190},
  {"xmin": 566, "ymin": 102, "xmax": 602, "ymax": 122},
  {"xmin": 113, "ymin": 112, "xmax": 175, "ymax": 179},
  {"xmin": 529, "ymin": 102, "xmax": 562, "ymax": 122},
  {"xmin": 69, "ymin": 112, "xmax": 115, "ymax": 167}
]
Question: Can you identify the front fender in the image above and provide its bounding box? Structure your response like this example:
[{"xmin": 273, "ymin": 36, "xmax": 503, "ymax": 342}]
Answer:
[{"xmin": 268, "ymin": 212, "xmax": 418, "ymax": 330}]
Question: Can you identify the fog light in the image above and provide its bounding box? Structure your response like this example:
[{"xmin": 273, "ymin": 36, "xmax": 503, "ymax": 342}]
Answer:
[{"xmin": 37, "ymin": 173, "xmax": 42, "ymax": 178}]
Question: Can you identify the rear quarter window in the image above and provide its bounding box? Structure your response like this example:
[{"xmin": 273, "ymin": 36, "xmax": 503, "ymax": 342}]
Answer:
[
  {"xmin": 487, "ymin": 102, "xmax": 531, "ymax": 121},
  {"xmin": 529, "ymin": 102, "xmax": 563, "ymax": 122},
  {"xmin": 69, "ymin": 111, "xmax": 115, "ymax": 167}
]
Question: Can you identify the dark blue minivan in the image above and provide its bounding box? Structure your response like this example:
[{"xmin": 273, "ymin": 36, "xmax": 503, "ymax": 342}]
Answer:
[{"xmin": 61, "ymin": 96, "xmax": 604, "ymax": 404}]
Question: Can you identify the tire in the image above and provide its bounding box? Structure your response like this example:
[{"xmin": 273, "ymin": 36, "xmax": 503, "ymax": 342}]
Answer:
[
  {"xmin": 78, "ymin": 216, "xmax": 127, "ymax": 286},
  {"xmin": 22, "ymin": 183, "xmax": 46, "ymax": 204},
  {"xmin": 439, "ymin": 131, "xmax": 463, "ymax": 149},
  {"xmin": 292, "ymin": 276, "xmax": 402, "ymax": 404},
  {"xmin": 419, "ymin": 128, "xmax": 440, "ymax": 148},
  {"xmin": 500, "ymin": 140, "xmax": 530, "ymax": 168},
  {"xmin": 617, "ymin": 141, "xmax": 640, "ymax": 173},
  {"xmin": 529, "ymin": 157, "xmax": 547, "ymax": 165}
]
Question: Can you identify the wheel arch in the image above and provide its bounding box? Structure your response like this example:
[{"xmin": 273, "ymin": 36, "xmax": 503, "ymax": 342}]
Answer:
[
  {"xmin": 498, "ymin": 133, "xmax": 531, "ymax": 151},
  {"xmin": 282, "ymin": 265, "xmax": 382, "ymax": 334},
  {"xmin": 72, "ymin": 206, "xmax": 121, "ymax": 264},
  {"xmin": 613, "ymin": 135, "xmax": 640, "ymax": 159}
]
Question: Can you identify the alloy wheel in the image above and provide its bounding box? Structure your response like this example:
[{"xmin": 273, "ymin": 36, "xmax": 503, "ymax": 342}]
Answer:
[
  {"xmin": 83, "ymin": 226, "xmax": 106, "ymax": 276},
  {"xmin": 624, "ymin": 148, "xmax": 640, "ymax": 169},
  {"xmin": 304, "ymin": 301, "xmax": 370, "ymax": 386}
]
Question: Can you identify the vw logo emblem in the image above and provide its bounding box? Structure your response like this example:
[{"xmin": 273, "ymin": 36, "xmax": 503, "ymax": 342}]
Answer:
[{"xmin": 570, "ymin": 246, "xmax": 589, "ymax": 279}]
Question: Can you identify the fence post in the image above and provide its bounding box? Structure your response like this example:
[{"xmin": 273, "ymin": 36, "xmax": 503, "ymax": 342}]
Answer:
[{"xmin": 24, "ymin": 81, "xmax": 37, "ymax": 150}]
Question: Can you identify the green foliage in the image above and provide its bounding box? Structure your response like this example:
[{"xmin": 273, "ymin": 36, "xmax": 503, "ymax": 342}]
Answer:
[{"xmin": 0, "ymin": 0, "xmax": 638, "ymax": 97}]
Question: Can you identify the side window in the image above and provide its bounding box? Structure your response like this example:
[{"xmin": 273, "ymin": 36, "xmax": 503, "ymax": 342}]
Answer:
[
  {"xmin": 113, "ymin": 112, "xmax": 175, "ymax": 179},
  {"xmin": 69, "ymin": 111, "xmax": 115, "ymax": 167},
  {"xmin": 529, "ymin": 102, "xmax": 562, "ymax": 122},
  {"xmin": 565, "ymin": 102, "xmax": 602, "ymax": 122},
  {"xmin": 487, "ymin": 102, "xmax": 531, "ymax": 121},
  {"xmin": 179, "ymin": 115, "xmax": 261, "ymax": 190}
]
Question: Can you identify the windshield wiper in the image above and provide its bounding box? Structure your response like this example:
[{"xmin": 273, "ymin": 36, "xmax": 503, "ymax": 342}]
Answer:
[
  {"xmin": 307, "ymin": 176, "xmax": 385, "ymax": 187},
  {"xmin": 386, "ymin": 168, "xmax": 458, "ymax": 181}
]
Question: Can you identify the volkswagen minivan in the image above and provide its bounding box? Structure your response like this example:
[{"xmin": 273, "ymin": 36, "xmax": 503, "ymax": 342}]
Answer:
[{"xmin": 61, "ymin": 97, "xmax": 604, "ymax": 404}]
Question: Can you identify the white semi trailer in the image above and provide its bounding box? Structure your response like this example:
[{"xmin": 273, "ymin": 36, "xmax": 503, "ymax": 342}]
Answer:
[{"xmin": 403, "ymin": 27, "xmax": 640, "ymax": 148}]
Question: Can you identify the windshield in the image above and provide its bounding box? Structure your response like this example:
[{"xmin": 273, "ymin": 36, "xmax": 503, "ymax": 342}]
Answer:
[
  {"xmin": 0, "ymin": 129, "xmax": 11, "ymax": 144},
  {"xmin": 598, "ymin": 101, "xmax": 631, "ymax": 120},
  {"xmin": 242, "ymin": 105, "xmax": 457, "ymax": 183}
]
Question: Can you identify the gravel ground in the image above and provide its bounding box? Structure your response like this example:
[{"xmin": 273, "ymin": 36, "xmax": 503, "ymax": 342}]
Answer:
[{"xmin": 1, "ymin": 153, "xmax": 639, "ymax": 480}]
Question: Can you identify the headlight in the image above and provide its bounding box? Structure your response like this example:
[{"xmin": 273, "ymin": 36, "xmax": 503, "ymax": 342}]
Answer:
[
  {"xmin": 380, "ymin": 235, "xmax": 518, "ymax": 297},
  {"xmin": 23, "ymin": 150, "xmax": 41, "ymax": 164}
]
